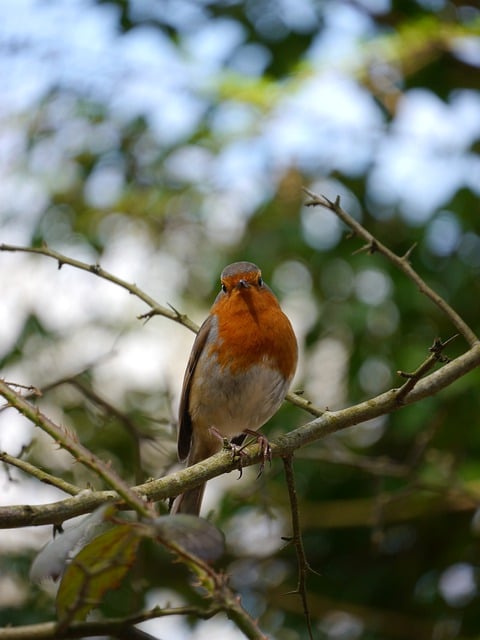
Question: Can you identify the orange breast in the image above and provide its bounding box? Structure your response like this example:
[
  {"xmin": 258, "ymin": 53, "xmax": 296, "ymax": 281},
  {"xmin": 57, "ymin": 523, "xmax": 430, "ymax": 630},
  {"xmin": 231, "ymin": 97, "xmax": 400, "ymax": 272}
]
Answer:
[{"xmin": 208, "ymin": 286, "xmax": 297, "ymax": 380}]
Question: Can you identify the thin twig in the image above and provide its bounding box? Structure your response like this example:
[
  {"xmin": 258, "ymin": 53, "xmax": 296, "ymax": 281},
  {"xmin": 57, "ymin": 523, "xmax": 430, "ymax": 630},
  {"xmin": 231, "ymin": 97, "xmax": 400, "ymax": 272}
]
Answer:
[
  {"xmin": 0, "ymin": 604, "xmax": 222, "ymax": 640},
  {"xmin": 303, "ymin": 189, "xmax": 479, "ymax": 348},
  {"xmin": 0, "ymin": 379, "xmax": 154, "ymax": 520},
  {"xmin": 286, "ymin": 391, "xmax": 325, "ymax": 417},
  {"xmin": 282, "ymin": 455, "xmax": 315, "ymax": 640},
  {"xmin": 68, "ymin": 379, "xmax": 148, "ymax": 485},
  {"xmin": 395, "ymin": 335, "xmax": 458, "ymax": 403},
  {"xmin": 0, "ymin": 451, "xmax": 81, "ymax": 495},
  {"xmin": 295, "ymin": 446, "xmax": 410, "ymax": 478},
  {"xmin": 0, "ymin": 243, "xmax": 198, "ymax": 334}
]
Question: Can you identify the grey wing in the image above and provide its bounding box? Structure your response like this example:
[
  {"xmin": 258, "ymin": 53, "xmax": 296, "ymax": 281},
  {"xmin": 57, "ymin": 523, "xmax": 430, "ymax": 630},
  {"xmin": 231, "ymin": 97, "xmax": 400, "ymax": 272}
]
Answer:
[{"xmin": 177, "ymin": 316, "xmax": 213, "ymax": 461}]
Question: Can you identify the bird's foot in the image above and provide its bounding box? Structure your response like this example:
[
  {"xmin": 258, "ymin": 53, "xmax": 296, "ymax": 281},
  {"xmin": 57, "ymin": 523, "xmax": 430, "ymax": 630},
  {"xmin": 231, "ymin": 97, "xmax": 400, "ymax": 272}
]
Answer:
[
  {"xmin": 238, "ymin": 429, "xmax": 272, "ymax": 478},
  {"xmin": 208, "ymin": 427, "xmax": 272, "ymax": 478},
  {"xmin": 209, "ymin": 426, "xmax": 246, "ymax": 477}
]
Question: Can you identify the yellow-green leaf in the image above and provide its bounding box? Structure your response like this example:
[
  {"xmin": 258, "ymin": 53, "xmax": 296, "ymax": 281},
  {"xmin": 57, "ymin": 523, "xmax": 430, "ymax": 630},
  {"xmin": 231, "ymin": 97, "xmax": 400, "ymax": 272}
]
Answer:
[{"xmin": 56, "ymin": 523, "xmax": 141, "ymax": 624}]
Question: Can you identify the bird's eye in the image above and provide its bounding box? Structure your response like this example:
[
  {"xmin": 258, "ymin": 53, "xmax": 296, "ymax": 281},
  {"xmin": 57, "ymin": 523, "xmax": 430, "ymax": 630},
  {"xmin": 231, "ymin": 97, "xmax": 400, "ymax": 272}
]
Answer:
[
  {"xmin": 258, "ymin": 276, "xmax": 263, "ymax": 287},
  {"xmin": 221, "ymin": 283, "xmax": 227, "ymax": 293}
]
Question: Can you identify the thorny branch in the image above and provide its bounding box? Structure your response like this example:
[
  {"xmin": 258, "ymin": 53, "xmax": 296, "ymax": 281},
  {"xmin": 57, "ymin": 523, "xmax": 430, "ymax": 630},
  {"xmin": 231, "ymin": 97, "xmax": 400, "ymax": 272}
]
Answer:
[
  {"xmin": 0, "ymin": 379, "xmax": 154, "ymax": 520},
  {"xmin": 1, "ymin": 340, "xmax": 479, "ymax": 529},
  {"xmin": 303, "ymin": 188, "xmax": 479, "ymax": 348},
  {"xmin": 0, "ymin": 243, "xmax": 199, "ymax": 334},
  {"xmin": 0, "ymin": 450, "xmax": 81, "ymax": 495},
  {"xmin": 395, "ymin": 334, "xmax": 458, "ymax": 403},
  {"xmin": 282, "ymin": 455, "xmax": 315, "ymax": 640}
]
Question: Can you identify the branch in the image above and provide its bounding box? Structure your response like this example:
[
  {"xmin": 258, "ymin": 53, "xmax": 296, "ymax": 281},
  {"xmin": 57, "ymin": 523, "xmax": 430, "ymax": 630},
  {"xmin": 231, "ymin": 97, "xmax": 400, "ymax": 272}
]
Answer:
[
  {"xmin": 0, "ymin": 243, "xmax": 199, "ymax": 334},
  {"xmin": 303, "ymin": 189, "xmax": 479, "ymax": 348},
  {"xmin": 0, "ymin": 605, "xmax": 222, "ymax": 640},
  {"xmin": 395, "ymin": 335, "xmax": 457, "ymax": 402},
  {"xmin": 0, "ymin": 451, "xmax": 81, "ymax": 495},
  {"xmin": 1, "ymin": 343, "xmax": 479, "ymax": 529},
  {"xmin": 285, "ymin": 391, "xmax": 325, "ymax": 417},
  {"xmin": 0, "ymin": 379, "xmax": 153, "ymax": 520},
  {"xmin": 282, "ymin": 455, "xmax": 314, "ymax": 640}
]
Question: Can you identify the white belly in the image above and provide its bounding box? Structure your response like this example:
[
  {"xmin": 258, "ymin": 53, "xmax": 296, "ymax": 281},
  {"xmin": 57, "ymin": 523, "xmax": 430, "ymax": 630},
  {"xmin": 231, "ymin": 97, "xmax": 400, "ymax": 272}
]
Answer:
[{"xmin": 189, "ymin": 358, "xmax": 290, "ymax": 438}]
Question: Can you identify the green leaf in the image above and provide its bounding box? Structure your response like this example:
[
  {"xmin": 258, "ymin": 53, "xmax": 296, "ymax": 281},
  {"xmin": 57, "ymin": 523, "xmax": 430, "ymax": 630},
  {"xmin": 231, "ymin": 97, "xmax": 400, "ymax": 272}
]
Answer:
[{"xmin": 56, "ymin": 523, "xmax": 141, "ymax": 624}]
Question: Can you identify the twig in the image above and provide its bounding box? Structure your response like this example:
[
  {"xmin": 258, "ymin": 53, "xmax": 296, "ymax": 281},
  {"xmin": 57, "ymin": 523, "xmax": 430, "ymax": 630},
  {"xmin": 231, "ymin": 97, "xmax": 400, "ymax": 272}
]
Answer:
[
  {"xmin": 0, "ymin": 604, "xmax": 222, "ymax": 640},
  {"xmin": 0, "ymin": 243, "xmax": 198, "ymax": 334},
  {"xmin": 286, "ymin": 391, "xmax": 325, "ymax": 417},
  {"xmin": 67, "ymin": 379, "xmax": 148, "ymax": 485},
  {"xmin": 0, "ymin": 379, "xmax": 154, "ymax": 520},
  {"xmin": 395, "ymin": 335, "xmax": 458, "ymax": 403},
  {"xmin": 282, "ymin": 455, "xmax": 315, "ymax": 640},
  {"xmin": 0, "ymin": 242, "xmax": 330, "ymax": 420},
  {"xmin": 303, "ymin": 189, "xmax": 479, "ymax": 348},
  {"xmin": 0, "ymin": 451, "xmax": 81, "ymax": 495}
]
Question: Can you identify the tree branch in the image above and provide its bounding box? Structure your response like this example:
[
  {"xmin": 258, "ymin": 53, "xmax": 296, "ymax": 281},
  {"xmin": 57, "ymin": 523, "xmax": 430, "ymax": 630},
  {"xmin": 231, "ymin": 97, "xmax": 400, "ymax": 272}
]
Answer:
[
  {"xmin": 282, "ymin": 455, "xmax": 314, "ymax": 640},
  {"xmin": 0, "ymin": 379, "xmax": 153, "ymax": 520},
  {"xmin": 0, "ymin": 243, "xmax": 198, "ymax": 334},
  {"xmin": 303, "ymin": 189, "xmax": 479, "ymax": 348},
  {"xmin": 1, "ymin": 342, "xmax": 478, "ymax": 529},
  {"xmin": 0, "ymin": 605, "xmax": 222, "ymax": 640},
  {"xmin": 0, "ymin": 451, "xmax": 81, "ymax": 495}
]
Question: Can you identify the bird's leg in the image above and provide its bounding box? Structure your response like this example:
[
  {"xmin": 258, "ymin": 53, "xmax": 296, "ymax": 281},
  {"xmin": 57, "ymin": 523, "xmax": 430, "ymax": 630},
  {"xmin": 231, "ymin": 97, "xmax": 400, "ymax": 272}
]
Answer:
[
  {"xmin": 237, "ymin": 429, "xmax": 272, "ymax": 477},
  {"xmin": 208, "ymin": 426, "xmax": 245, "ymax": 477},
  {"xmin": 208, "ymin": 427, "xmax": 272, "ymax": 478}
]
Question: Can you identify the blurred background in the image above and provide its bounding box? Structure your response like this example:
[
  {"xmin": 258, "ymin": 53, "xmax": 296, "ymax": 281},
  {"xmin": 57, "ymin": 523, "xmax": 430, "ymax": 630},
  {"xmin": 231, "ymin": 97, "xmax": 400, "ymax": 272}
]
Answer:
[{"xmin": 0, "ymin": 0, "xmax": 480, "ymax": 638}]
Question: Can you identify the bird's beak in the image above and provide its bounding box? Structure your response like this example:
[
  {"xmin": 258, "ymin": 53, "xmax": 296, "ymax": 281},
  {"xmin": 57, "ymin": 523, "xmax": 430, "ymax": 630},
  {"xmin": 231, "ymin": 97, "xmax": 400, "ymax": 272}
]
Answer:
[{"xmin": 238, "ymin": 279, "xmax": 250, "ymax": 289}]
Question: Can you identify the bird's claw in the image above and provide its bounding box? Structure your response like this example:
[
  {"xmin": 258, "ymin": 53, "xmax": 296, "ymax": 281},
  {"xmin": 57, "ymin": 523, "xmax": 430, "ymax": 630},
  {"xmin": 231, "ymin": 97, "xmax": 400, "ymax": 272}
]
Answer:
[
  {"xmin": 208, "ymin": 427, "xmax": 272, "ymax": 479},
  {"xmin": 230, "ymin": 443, "xmax": 247, "ymax": 478},
  {"xmin": 238, "ymin": 429, "xmax": 272, "ymax": 478}
]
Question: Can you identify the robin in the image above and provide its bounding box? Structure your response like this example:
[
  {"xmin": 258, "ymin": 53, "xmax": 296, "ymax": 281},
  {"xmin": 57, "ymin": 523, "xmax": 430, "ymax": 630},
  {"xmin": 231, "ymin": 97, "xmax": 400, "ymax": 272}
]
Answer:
[{"xmin": 171, "ymin": 261, "xmax": 298, "ymax": 515}]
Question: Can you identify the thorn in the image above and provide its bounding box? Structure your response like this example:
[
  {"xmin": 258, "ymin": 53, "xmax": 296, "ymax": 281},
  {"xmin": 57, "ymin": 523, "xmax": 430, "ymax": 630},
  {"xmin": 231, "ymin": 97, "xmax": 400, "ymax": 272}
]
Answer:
[
  {"xmin": 443, "ymin": 333, "xmax": 459, "ymax": 348},
  {"xmin": 352, "ymin": 242, "xmax": 372, "ymax": 256},
  {"xmin": 402, "ymin": 242, "xmax": 417, "ymax": 261},
  {"xmin": 429, "ymin": 335, "xmax": 458, "ymax": 357},
  {"xmin": 429, "ymin": 337, "xmax": 444, "ymax": 354},
  {"xmin": 167, "ymin": 302, "xmax": 182, "ymax": 317},
  {"xmin": 138, "ymin": 310, "xmax": 155, "ymax": 324}
]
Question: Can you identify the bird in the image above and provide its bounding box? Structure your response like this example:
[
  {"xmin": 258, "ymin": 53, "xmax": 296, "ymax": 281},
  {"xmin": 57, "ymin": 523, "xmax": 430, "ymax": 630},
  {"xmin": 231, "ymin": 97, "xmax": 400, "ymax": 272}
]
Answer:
[{"xmin": 170, "ymin": 261, "xmax": 298, "ymax": 515}]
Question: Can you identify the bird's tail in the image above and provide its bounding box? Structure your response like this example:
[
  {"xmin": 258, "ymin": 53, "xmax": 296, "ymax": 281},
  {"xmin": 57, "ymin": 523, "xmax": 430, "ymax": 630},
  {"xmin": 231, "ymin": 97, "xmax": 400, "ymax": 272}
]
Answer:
[
  {"xmin": 170, "ymin": 430, "xmax": 223, "ymax": 515},
  {"xmin": 170, "ymin": 483, "xmax": 206, "ymax": 515}
]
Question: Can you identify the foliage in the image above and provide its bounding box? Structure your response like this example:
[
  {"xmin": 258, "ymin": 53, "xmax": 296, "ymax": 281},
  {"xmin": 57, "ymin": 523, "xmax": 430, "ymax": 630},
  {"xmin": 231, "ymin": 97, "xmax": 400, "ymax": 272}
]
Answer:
[{"xmin": 1, "ymin": 0, "xmax": 480, "ymax": 639}]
